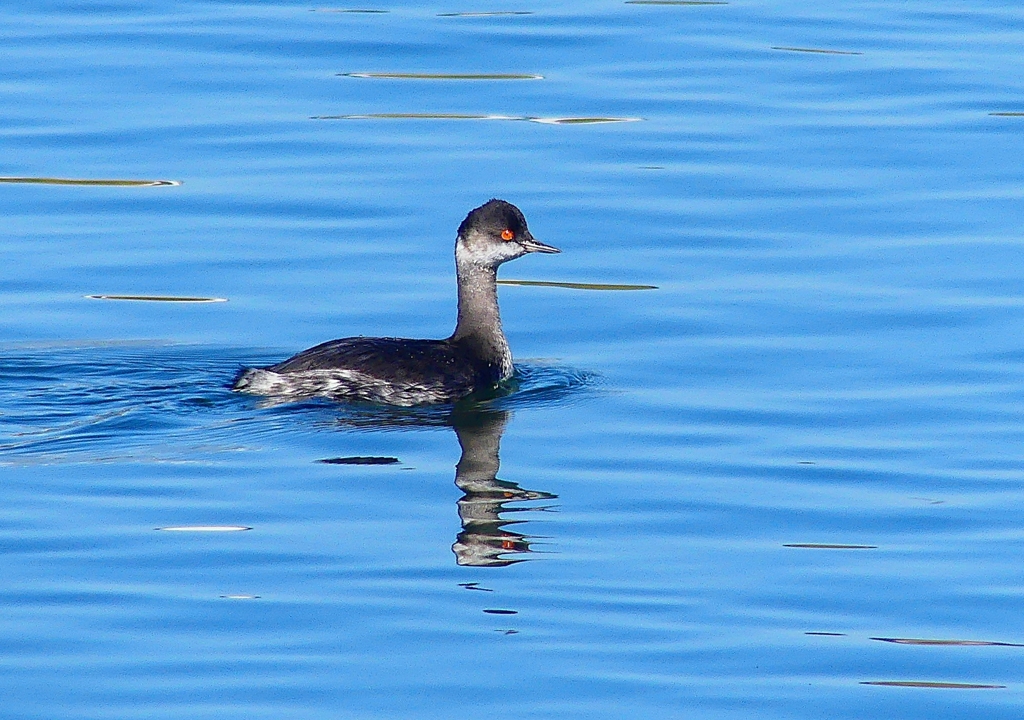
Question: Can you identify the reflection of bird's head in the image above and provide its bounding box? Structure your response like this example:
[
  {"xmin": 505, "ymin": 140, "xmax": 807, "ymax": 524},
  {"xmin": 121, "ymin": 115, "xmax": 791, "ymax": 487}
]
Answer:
[
  {"xmin": 450, "ymin": 407, "xmax": 557, "ymax": 567},
  {"xmin": 452, "ymin": 530, "xmax": 531, "ymax": 567}
]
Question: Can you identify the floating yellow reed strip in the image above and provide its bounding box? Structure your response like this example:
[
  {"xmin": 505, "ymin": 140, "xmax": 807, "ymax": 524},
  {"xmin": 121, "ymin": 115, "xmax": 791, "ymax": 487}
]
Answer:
[
  {"xmin": 437, "ymin": 11, "xmax": 533, "ymax": 16},
  {"xmin": 340, "ymin": 72, "xmax": 543, "ymax": 79},
  {"xmin": 871, "ymin": 637, "xmax": 1024, "ymax": 647},
  {"xmin": 627, "ymin": 1, "xmax": 728, "ymax": 4},
  {"xmin": 311, "ymin": 113, "xmax": 640, "ymax": 124},
  {"xmin": 771, "ymin": 46, "xmax": 863, "ymax": 55},
  {"xmin": 529, "ymin": 116, "xmax": 641, "ymax": 124},
  {"xmin": 313, "ymin": 113, "xmax": 519, "ymax": 120},
  {"xmin": 86, "ymin": 295, "xmax": 227, "ymax": 303},
  {"xmin": 860, "ymin": 681, "xmax": 1005, "ymax": 689},
  {"xmin": 498, "ymin": 279, "xmax": 658, "ymax": 291},
  {"xmin": 0, "ymin": 177, "xmax": 181, "ymax": 186},
  {"xmin": 157, "ymin": 525, "xmax": 251, "ymax": 532},
  {"xmin": 783, "ymin": 543, "xmax": 877, "ymax": 549}
]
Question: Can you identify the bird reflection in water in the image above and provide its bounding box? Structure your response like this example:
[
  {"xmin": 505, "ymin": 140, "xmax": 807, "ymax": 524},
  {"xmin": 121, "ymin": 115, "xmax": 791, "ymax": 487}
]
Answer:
[
  {"xmin": 322, "ymin": 402, "xmax": 557, "ymax": 567},
  {"xmin": 450, "ymin": 409, "xmax": 556, "ymax": 567}
]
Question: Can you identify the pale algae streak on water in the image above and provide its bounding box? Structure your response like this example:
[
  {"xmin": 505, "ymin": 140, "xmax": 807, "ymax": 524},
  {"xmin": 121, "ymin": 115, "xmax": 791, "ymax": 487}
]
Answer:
[
  {"xmin": 770, "ymin": 46, "xmax": 865, "ymax": 55},
  {"xmin": 0, "ymin": 177, "xmax": 181, "ymax": 186},
  {"xmin": 1, "ymin": 0, "xmax": 1024, "ymax": 719},
  {"xmin": 340, "ymin": 72, "xmax": 544, "ymax": 80},
  {"xmin": 497, "ymin": 279, "xmax": 658, "ymax": 290},
  {"xmin": 86, "ymin": 295, "xmax": 228, "ymax": 302},
  {"xmin": 309, "ymin": 8, "xmax": 389, "ymax": 12},
  {"xmin": 626, "ymin": 1, "xmax": 729, "ymax": 5},
  {"xmin": 436, "ymin": 11, "xmax": 535, "ymax": 17},
  {"xmin": 311, "ymin": 113, "xmax": 642, "ymax": 124}
]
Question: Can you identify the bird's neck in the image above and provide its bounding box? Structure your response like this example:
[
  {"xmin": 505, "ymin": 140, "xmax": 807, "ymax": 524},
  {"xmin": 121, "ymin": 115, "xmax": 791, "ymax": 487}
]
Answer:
[{"xmin": 450, "ymin": 253, "xmax": 512, "ymax": 374}]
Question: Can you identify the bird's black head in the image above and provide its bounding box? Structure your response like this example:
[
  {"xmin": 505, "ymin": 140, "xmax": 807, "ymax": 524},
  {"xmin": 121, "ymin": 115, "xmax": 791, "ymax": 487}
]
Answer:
[{"xmin": 456, "ymin": 199, "xmax": 560, "ymax": 267}]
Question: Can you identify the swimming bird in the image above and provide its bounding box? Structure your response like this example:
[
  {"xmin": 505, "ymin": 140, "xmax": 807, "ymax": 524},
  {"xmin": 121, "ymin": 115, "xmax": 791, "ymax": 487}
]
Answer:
[{"xmin": 233, "ymin": 199, "xmax": 560, "ymax": 405}]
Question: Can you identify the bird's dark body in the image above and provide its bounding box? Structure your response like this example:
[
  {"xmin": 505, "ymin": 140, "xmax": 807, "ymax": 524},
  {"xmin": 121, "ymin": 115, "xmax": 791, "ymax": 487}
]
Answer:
[
  {"xmin": 233, "ymin": 337, "xmax": 505, "ymax": 405},
  {"xmin": 269, "ymin": 336, "xmax": 504, "ymax": 395}
]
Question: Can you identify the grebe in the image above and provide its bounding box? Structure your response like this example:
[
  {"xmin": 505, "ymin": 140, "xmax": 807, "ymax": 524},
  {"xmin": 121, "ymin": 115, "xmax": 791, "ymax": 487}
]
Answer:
[{"xmin": 233, "ymin": 199, "xmax": 559, "ymax": 405}]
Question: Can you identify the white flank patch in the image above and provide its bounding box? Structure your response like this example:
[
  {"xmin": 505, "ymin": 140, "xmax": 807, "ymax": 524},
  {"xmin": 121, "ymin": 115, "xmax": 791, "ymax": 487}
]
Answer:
[{"xmin": 234, "ymin": 368, "xmax": 452, "ymax": 406}]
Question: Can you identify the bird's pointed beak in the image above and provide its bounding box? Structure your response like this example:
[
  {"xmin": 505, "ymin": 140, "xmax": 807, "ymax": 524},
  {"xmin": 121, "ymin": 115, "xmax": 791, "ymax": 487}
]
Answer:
[{"xmin": 520, "ymin": 234, "xmax": 561, "ymax": 254}]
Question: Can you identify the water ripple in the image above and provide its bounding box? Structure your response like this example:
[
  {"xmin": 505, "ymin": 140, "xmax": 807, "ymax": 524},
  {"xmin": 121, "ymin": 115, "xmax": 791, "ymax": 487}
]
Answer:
[{"xmin": 0, "ymin": 344, "xmax": 595, "ymax": 459}]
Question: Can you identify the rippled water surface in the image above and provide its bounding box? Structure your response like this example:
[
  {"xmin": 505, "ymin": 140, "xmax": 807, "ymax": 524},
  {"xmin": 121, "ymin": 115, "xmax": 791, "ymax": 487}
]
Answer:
[{"xmin": 4, "ymin": 1, "xmax": 1024, "ymax": 717}]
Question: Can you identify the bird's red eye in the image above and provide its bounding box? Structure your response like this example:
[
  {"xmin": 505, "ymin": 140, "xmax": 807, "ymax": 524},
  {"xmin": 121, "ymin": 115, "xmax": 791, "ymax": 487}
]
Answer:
[{"xmin": 501, "ymin": 229, "xmax": 514, "ymax": 241}]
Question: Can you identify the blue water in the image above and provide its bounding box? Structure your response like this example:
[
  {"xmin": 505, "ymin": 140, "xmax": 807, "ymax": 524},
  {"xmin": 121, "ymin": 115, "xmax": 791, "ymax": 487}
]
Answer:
[{"xmin": 4, "ymin": 1, "xmax": 1024, "ymax": 717}]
